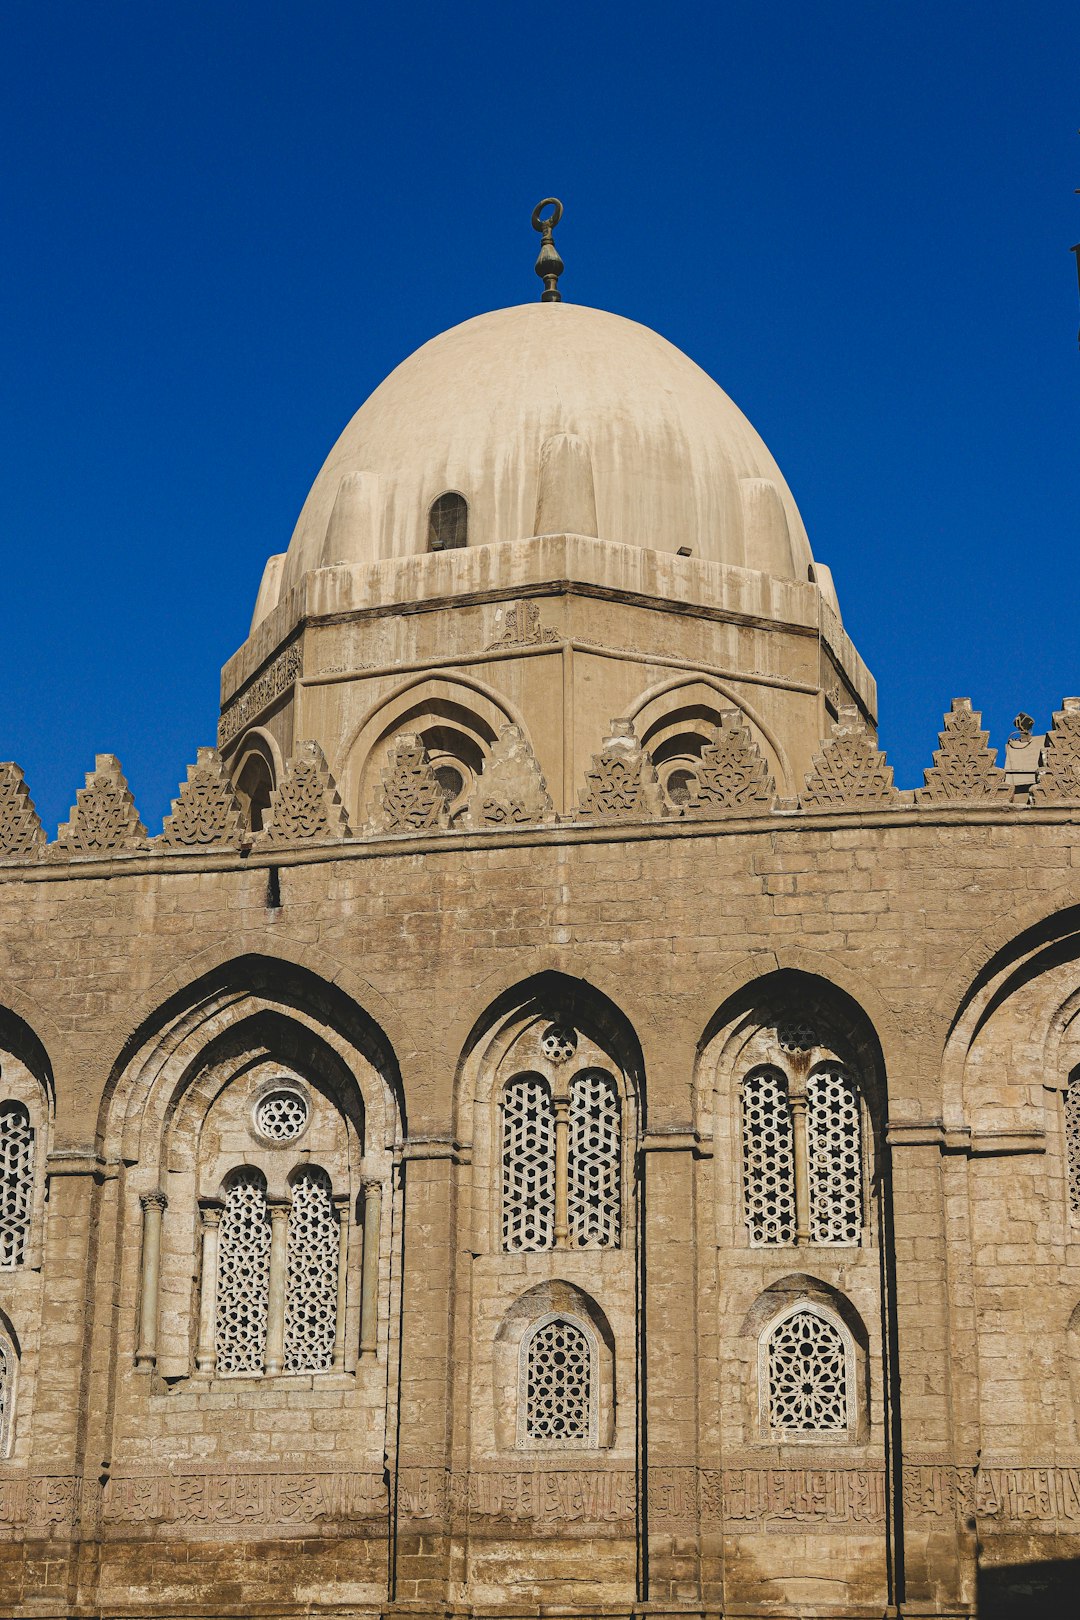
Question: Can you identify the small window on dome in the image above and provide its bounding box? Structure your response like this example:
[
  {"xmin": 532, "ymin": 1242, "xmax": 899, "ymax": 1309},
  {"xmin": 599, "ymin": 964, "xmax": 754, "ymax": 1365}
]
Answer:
[{"xmin": 428, "ymin": 492, "xmax": 468, "ymax": 552}]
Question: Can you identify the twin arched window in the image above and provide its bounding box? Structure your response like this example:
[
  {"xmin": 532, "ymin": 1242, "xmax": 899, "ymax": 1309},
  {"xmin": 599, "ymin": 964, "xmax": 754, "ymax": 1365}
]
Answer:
[
  {"xmin": 501, "ymin": 1071, "xmax": 621, "ymax": 1252},
  {"xmin": 0, "ymin": 1101, "xmax": 34, "ymax": 1268},
  {"xmin": 214, "ymin": 1165, "xmax": 341, "ymax": 1376},
  {"xmin": 742, "ymin": 1064, "xmax": 865, "ymax": 1245}
]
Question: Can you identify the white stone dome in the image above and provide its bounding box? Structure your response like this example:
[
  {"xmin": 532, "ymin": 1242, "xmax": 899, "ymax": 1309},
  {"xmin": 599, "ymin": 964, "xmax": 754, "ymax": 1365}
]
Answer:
[{"xmin": 276, "ymin": 301, "xmax": 817, "ymax": 598}]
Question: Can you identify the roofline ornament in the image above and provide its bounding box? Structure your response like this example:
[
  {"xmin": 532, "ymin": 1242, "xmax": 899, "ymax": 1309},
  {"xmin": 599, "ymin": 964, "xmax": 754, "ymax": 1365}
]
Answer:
[{"xmin": 532, "ymin": 198, "xmax": 564, "ymax": 302}]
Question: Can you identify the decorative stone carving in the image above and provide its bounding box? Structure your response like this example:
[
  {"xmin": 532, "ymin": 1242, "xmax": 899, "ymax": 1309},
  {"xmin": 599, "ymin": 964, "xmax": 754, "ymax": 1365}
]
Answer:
[
  {"xmin": 54, "ymin": 755, "xmax": 147, "ymax": 857},
  {"xmin": 374, "ymin": 734, "xmax": 449, "ymax": 833},
  {"xmin": 101, "ymin": 1470, "xmax": 386, "ymax": 1528},
  {"xmin": 802, "ymin": 706, "xmax": 902, "ymax": 808},
  {"xmin": 723, "ymin": 1467, "xmax": 886, "ymax": 1527},
  {"xmin": 916, "ymin": 699, "xmax": 1012, "ymax": 804},
  {"xmin": 0, "ymin": 763, "xmax": 45, "ymax": 861},
  {"xmin": 1031, "ymin": 697, "xmax": 1080, "ymax": 804},
  {"xmin": 218, "ymin": 643, "xmax": 302, "ymax": 747},
  {"xmin": 158, "ymin": 748, "xmax": 245, "ymax": 849},
  {"xmin": 468, "ymin": 724, "xmax": 553, "ymax": 827},
  {"xmin": 260, "ymin": 741, "xmax": 351, "ymax": 843},
  {"xmin": 487, "ymin": 599, "xmax": 560, "ymax": 649},
  {"xmin": 685, "ymin": 710, "xmax": 775, "ymax": 815},
  {"xmin": 578, "ymin": 720, "xmax": 663, "ymax": 820}
]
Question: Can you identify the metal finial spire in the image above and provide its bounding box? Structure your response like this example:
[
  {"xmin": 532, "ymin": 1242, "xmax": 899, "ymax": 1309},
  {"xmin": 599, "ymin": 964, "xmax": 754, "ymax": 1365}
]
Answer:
[{"xmin": 532, "ymin": 198, "xmax": 564, "ymax": 302}]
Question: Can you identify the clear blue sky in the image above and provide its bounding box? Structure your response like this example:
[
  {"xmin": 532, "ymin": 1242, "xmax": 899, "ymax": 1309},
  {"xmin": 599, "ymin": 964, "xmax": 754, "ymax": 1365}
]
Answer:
[{"xmin": 4, "ymin": 3, "xmax": 1078, "ymax": 831}]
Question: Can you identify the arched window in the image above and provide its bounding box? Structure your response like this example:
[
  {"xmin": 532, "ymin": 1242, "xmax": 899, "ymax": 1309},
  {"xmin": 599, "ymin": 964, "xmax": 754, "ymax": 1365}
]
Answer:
[
  {"xmin": 1066, "ymin": 1070, "xmax": 1080, "ymax": 1223},
  {"xmin": 568, "ymin": 1070, "xmax": 621, "ymax": 1247},
  {"xmin": 521, "ymin": 1315, "xmax": 594, "ymax": 1446},
  {"xmin": 740, "ymin": 1054, "xmax": 866, "ymax": 1247},
  {"xmin": 0, "ymin": 1101, "xmax": 34, "ymax": 1268},
  {"xmin": 742, "ymin": 1069, "xmax": 795, "ymax": 1245},
  {"xmin": 502, "ymin": 1076, "xmax": 555, "ymax": 1252},
  {"xmin": 428, "ymin": 491, "xmax": 468, "ymax": 552},
  {"xmin": 807, "ymin": 1065, "xmax": 863, "ymax": 1243},
  {"xmin": 763, "ymin": 1306, "xmax": 852, "ymax": 1437},
  {"xmin": 0, "ymin": 1334, "xmax": 15, "ymax": 1457},
  {"xmin": 215, "ymin": 1169, "xmax": 271, "ymax": 1374},
  {"xmin": 284, "ymin": 1167, "xmax": 338, "ymax": 1373}
]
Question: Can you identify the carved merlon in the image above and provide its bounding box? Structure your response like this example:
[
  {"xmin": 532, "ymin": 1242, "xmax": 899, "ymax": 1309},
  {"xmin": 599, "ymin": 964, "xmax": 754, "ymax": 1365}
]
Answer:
[
  {"xmin": 917, "ymin": 698, "xmax": 1012, "ymax": 804},
  {"xmin": 259, "ymin": 740, "xmax": 351, "ymax": 843},
  {"xmin": 374, "ymin": 734, "xmax": 449, "ymax": 833},
  {"xmin": 468, "ymin": 725, "xmax": 554, "ymax": 828},
  {"xmin": 0, "ymin": 763, "xmax": 46, "ymax": 862},
  {"xmin": 54, "ymin": 755, "xmax": 148, "ymax": 857},
  {"xmin": 802, "ymin": 706, "xmax": 903, "ymax": 809},
  {"xmin": 685, "ymin": 711, "xmax": 775, "ymax": 816},
  {"xmin": 578, "ymin": 720, "xmax": 663, "ymax": 821},
  {"xmin": 1031, "ymin": 697, "xmax": 1080, "ymax": 804},
  {"xmin": 158, "ymin": 748, "xmax": 246, "ymax": 849}
]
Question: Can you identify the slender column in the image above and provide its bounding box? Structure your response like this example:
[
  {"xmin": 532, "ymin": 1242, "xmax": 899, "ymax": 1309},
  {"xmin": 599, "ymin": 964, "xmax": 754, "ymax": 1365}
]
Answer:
[
  {"xmin": 553, "ymin": 1096, "xmax": 570, "ymax": 1247},
  {"xmin": 265, "ymin": 1199, "xmax": 290, "ymax": 1376},
  {"xmin": 195, "ymin": 1200, "xmax": 222, "ymax": 1375},
  {"xmin": 359, "ymin": 1178, "xmax": 382, "ymax": 1358},
  {"xmin": 135, "ymin": 1190, "xmax": 168, "ymax": 1370},
  {"xmin": 332, "ymin": 1195, "xmax": 349, "ymax": 1371},
  {"xmin": 790, "ymin": 1085, "xmax": 811, "ymax": 1243}
]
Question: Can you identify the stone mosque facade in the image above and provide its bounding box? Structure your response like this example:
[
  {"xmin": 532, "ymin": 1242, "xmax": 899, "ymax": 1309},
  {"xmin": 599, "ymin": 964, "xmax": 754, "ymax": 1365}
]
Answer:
[{"xmin": 2, "ymin": 233, "xmax": 1080, "ymax": 1620}]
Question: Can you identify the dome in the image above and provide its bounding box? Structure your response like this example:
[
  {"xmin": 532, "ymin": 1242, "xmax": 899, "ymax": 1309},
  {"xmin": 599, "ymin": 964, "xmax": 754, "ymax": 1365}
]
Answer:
[{"xmin": 275, "ymin": 301, "xmax": 818, "ymax": 600}]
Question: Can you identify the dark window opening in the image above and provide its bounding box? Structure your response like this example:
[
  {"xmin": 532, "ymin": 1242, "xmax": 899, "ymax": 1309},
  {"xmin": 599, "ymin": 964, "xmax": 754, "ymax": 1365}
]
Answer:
[{"xmin": 428, "ymin": 492, "xmax": 468, "ymax": 552}]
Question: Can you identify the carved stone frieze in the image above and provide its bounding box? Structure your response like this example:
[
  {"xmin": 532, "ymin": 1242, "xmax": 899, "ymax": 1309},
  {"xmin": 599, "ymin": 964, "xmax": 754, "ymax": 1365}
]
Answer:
[
  {"xmin": 158, "ymin": 747, "xmax": 246, "ymax": 849},
  {"xmin": 468, "ymin": 724, "xmax": 553, "ymax": 828},
  {"xmin": 973, "ymin": 1464, "xmax": 1080, "ymax": 1529},
  {"xmin": 1031, "ymin": 697, "xmax": 1080, "ymax": 804},
  {"xmin": 685, "ymin": 710, "xmax": 775, "ymax": 815},
  {"xmin": 53, "ymin": 755, "xmax": 147, "ymax": 857},
  {"xmin": 722, "ymin": 1467, "xmax": 886, "ymax": 1529},
  {"xmin": 100, "ymin": 1470, "xmax": 386, "ymax": 1533},
  {"xmin": 218, "ymin": 643, "xmax": 302, "ymax": 748},
  {"xmin": 373, "ymin": 734, "xmax": 450, "ymax": 833},
  {"xmin": 578, "ymin": 720, "xmax": 663, "ymax": 821},
  {"xmin": 486, "ymin": 599, "xmax": 560, "ymax": 649},
  {"xmin": 0, "ymin": 763, "xmax": 46, "ymax": 862},
  {"xmin": 917, "ymin": 698, "xmax": 1012, "ymax": 804},
  {"xmin": 802, "ymin": 705, "xmax": 902, "ymax": 809},
  {"xmin": 259, "ymin": 740, "xmax": 351, "ymax": 843}
]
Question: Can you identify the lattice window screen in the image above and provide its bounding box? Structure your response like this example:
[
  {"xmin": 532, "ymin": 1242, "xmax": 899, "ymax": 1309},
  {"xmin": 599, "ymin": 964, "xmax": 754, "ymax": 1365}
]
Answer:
[
  {"xmin": 807, "ymin": 1067, "xmax": 863, "ymax": 1243},
  {"xmin": 1067, "ymin": 1076, "xmax": 1080, "ymax": 1221},
  {"xmin": 0, "ymin": 1340, "xmax": 11, "ymax": 1453},
  {"xmin": 524, "ymin": 1318, "xmax": 591, "ymax": 1442},
  {"xmin": 215, "ymin": 1170, "xmax": 271, "ymax": 1373},
  {"xmin": 568, "ymin": 1071, "xmax": 621, "ymax": 1248},
  {"xmin": 742, "ymin": 1071, "xmax": 795, "ymax": 1244},
  {"xmin": 284, "ymin": 1167, "xmax": 338, "ymax": 1372},
  {"xmin": 767, "ymin": 1310, "xmax": 849, "ymax": 1432},
  {"xmin": 502, "ymin": 1076, "xmax": 555, "ymax": 1252},
  {"xmin": 0, "ymin": 1103, "xmax": 34, "ymax": 1268}
]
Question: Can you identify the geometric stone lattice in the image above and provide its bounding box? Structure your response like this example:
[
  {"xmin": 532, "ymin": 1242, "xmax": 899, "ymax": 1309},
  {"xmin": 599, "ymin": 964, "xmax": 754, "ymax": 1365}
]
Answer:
[
  {"xmin": 54, "ymin": 754, "xmax": 148, "ymax": 856},
  {"xmin": 502, "ymin": 1076, "xmax": 555, "ymax": 1253},
  {"xmin": 767, "ymin": 1309, "xmax": 849, "ymax": 1432},
  {"xmin": 254, "ymin": 1089, "xmax": 309, "ymax": 1143},
  {"xmin": 283, "ymin": 1168, "xmax": 338, "ymax": 1374},
  {"xmin": 159, "ymin": 748, "xmax": 245, "ymax": 848},
  {"xmin": 742, "ymin": 1071, "xmax": 796, "ymax": 1246},
  {"xmin": 917, "ymin": 698, "xmax": 1012, "ymax": 804},
  {"xmin": 215, "ymin": 1170, "xmax": 271, "ymax": 1374},
  {"xmin": 0, "ymin": 763, "xmax": 46, "ymax": 861},
  {"xmin": 689, "ymin": 711, "xmax": 776, "ymax": 815},
  {"xmin": 807, "ymin": 1067, "xmax": 864, "ymax": 1244},
  {"xmin": 1032, "ymin": 699, "xmax": 1080, "ymax": 805},
  {"xmin": 1066, "ymin": 1075, "xmax": 1080, "ymax": 1222},
  {"xmin": 578, "ymin": 721, "xmax": 662, "ymax": 821},
  {"xmin": 0, "ymin": 1102, "xmax": 34, "ymax": 1267},
  {"xmin": 568, "ymin": 1070, "xmax": 621, "ymax": 1249},
  {"xmin": 261, "ymin": 741, "xmax": 351, "ymax": 843},
  {"xmin": 524, "ymin": 1318, "xmax": 591, "ymax": 1442},
  {"xmin": 802, "ymin": 707, "xmax": 901, "ymax": 809}
]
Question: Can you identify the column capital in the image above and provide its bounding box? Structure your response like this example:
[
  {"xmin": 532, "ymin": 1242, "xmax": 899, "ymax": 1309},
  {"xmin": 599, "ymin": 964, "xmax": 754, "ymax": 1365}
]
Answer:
[{"xmin": 140, "ymin": 1189, "xmax": 168, "ymax": 1213}]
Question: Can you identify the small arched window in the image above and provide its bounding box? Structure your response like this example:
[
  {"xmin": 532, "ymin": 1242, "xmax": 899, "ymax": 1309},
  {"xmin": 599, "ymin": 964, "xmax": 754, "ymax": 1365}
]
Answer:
[
  {"xmin": 284, "ymin": 1166, "xmax": 338, "ymax": 1373},
  {"xmin": 521, "ymin": 1315, "xmax": 594, "ymax": 1446},
  {"xmin": 0, "ymin": 1101, "xmax": 34, "ymax": 1268},
  {"xmin": 0, "ymin": 1334, "xmax": 15, "ymax": 1457},
  {"xmin": 428, "ymin": 491, "xmax": 468, "ymax": 552},
  {"xmin": 763, "ymin": 1306, "xmax": 853, "ymax": 1438},
  {"xmin": 1066, "ymin": 1070, "xmax": 1080, "ymax": 1223},
  {"xmin": 215, "ymin": 1169, "xmax": 271, "ymax": 1374}
]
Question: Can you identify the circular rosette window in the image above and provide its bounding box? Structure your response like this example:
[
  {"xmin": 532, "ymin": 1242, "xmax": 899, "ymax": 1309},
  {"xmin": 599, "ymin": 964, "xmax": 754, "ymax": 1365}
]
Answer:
[{"xmin": 252, "ymin": 1086, "xmax": 310, "ymax": 1144}]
